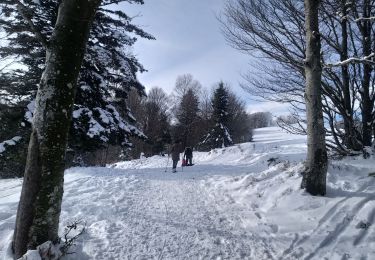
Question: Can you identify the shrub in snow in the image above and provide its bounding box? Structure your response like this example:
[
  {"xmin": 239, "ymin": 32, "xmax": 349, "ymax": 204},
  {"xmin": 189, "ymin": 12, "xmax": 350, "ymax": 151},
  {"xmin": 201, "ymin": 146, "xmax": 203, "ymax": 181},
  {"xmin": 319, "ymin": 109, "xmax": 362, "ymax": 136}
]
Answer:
[
  {"xmin": 18, "ymin": 220, "xmax": 86, "ymax": 260},
  {"xmin": 59, "ymin": 220, "xmax": 86, "ymax": 255},
  {"xmin": 356, "ymin": 221, "xmax": 371, "ymax": 230},
  {"xmin": 267, "ymin": 157, "xmax": 280, "ymax": 166}
]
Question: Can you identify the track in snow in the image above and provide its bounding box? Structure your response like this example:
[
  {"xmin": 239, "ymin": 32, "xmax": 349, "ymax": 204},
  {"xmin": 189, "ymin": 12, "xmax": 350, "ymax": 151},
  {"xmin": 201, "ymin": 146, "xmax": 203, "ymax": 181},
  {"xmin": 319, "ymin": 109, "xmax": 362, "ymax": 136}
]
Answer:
[
  {"xmin": 1, "ymin": 127, "xmax": 374, "ymax": 259},
  {"xmin": 59, "ymin": 165, "xmax": 279, "ymax": 259}
]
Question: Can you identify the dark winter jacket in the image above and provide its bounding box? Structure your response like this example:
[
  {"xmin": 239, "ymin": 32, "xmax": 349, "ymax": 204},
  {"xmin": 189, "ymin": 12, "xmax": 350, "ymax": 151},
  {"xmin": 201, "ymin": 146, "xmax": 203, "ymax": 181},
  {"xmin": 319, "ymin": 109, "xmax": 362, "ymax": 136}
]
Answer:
[
  {"xmin": 184, "ymin": 147, "xmax": 193, "ymax": 158},
  {"xmin": 170, "ymin": 143, "xmax": 182, "ymax": 161}
]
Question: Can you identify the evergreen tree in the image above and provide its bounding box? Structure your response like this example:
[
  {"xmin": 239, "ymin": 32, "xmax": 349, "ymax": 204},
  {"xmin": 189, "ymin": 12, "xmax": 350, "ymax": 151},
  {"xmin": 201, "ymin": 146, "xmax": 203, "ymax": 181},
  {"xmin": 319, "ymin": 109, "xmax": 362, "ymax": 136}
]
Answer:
[
  {"xmin": 199, "ymin": 82, "xmax": 233, "ymax": 150},
  {"xmin": 0, "ymin": 0, "xmax": 153, "ymax": 172},
  {"xmin": 175, "ymin": 88, "xmax": 200, "ymax": 147}
]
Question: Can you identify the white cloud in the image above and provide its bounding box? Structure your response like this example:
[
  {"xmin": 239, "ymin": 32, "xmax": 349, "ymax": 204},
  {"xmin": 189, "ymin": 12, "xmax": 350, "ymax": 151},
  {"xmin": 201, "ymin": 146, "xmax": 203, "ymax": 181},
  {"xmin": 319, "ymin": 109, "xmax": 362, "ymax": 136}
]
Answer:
[
  {"xmin": 123, "ymin": 0, "xmax": 293, "ymax": 118},
  {"xmin": 124, "ymin": 0, "xmax": 251, "ymax": 93},
  {"xmin": 246, "ymin": 101, "xmax": 292, "ymax": 116}
]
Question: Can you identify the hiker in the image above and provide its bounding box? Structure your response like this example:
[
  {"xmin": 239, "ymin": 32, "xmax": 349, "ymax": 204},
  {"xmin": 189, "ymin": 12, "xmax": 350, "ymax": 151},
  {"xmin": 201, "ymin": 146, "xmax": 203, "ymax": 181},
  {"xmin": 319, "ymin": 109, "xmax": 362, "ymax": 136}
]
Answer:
[
  {"xmin": 184, "ymin": 146, "xmax": 193, "ymax": 166},
  {"xmin": 170, "ymin": 140, "xmax": 182, "ymax": 172}
]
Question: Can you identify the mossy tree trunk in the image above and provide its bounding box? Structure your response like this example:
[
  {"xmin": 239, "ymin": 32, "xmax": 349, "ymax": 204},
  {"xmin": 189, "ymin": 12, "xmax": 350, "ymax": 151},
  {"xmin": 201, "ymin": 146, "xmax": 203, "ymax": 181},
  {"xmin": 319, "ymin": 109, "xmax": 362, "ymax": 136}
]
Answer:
[
  {"xmin": 302, "ymin": 0, "xmax": 328, "ymax": 196},
  {"xmin": 12, "ymin": 0, "xmax": 101, "ymax": 258}
]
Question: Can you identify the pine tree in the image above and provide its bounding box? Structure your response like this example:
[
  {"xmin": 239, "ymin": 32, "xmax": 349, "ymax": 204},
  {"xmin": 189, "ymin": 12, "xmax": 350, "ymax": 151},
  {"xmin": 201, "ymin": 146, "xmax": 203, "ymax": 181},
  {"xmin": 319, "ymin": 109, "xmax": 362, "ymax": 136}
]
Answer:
[
  {"xmin": 175, "ymin": 88, "xmax": 200, "ymax": 147},
  {"xmin": 0, "ymin": 0, "xmax": 153, "ymax": 171},
  {"xmin": 199, "ymin": 82, "xmax": 233, "ymax": 150}
]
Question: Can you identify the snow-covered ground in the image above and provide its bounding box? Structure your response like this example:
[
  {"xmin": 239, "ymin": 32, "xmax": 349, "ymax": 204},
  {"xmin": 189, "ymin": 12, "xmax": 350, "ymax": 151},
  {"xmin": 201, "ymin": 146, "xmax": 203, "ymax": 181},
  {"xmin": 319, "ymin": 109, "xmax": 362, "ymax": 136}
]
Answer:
[{"xmin": 1, "ymin": 127, "xmax": 374, "ymax": 259}]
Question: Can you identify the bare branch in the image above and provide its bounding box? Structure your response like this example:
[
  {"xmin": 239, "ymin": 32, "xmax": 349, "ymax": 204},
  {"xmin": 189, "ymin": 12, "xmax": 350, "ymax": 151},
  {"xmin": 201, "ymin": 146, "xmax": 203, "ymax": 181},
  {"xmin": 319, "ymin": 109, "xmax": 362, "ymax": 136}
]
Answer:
[
  {"xmin": 324, "ymin": 52, "xmax": 375, "ymax": 68},
  {"xmin": 355, "ymin": 16, "xmax": 375, "ymax": 21}
]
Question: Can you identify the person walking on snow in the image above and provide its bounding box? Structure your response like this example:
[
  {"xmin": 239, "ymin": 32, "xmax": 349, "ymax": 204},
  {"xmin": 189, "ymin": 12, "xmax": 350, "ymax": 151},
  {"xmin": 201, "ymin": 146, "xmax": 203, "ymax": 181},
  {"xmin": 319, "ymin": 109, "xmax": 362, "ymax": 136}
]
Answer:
[
  {"xmin": 170, "ymin": 140, "xmax": 182, "ymax": 172},
  {"xmin": 184, "ymin": 146, "xmax": 193, "ymax": 166}
]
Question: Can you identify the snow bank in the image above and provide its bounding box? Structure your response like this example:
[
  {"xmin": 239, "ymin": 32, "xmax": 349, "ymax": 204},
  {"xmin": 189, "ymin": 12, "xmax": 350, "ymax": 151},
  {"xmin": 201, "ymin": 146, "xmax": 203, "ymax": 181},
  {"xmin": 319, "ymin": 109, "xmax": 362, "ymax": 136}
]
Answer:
[{"xmin": 0, "ymin": 127, "xmax": 374, "ymax": 259}]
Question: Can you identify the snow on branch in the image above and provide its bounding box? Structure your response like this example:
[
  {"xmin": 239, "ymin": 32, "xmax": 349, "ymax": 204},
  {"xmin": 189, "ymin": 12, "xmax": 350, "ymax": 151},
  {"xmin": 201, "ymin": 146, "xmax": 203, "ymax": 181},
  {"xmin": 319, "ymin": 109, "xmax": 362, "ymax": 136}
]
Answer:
[
  {"xmin": 100, "ymin": 0, "xmax": 143, "ymax": 7},
  {"xmin": 324, "ymin": 53, "xmax": 375, "ymax": 68},
  {"xmin": 340, "ymin": 13, "xmax": 375, "ymax": 23},
  {"xmin": 12, "ymin": 0, "xmax": 49, "ymax": 48},
  {"xmin": 353, "ymin": 16, "xmax": 375, "ymax": 22},
  {"xmin": 0, "ymin": 136, "xmax": 22, "ymax": 155}
]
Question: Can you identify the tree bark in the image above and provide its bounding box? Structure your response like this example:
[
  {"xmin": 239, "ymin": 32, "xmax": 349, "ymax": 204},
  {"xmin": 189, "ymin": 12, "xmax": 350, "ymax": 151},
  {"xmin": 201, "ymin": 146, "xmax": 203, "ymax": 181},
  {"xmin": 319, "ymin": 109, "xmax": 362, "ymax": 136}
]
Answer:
[
  {"xmin": 359, "ymin": 0, "xmax": 373, "ymax": 149},
  {"xmin": 340, "ymin": 0, "xmax": 361, "ymax": 151},
  {"xmin": 302, "ymin": 0, "xmax": 328, "ymax": 196},
  {"xmin": 13, "ymin": 0, "xmax": 101, "ymax": 258}
]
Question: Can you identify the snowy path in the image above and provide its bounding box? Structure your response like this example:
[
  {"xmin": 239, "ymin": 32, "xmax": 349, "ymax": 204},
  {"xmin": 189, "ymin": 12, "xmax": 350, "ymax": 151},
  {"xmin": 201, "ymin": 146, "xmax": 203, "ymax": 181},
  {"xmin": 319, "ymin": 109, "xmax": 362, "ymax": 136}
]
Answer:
[
  {"xmin": 59, "ymin": 165, "xmax": 279, "ymax": 259},
  {"xmin": 1, "ymin": 127, "xmax": 375, "ymax": 259}
]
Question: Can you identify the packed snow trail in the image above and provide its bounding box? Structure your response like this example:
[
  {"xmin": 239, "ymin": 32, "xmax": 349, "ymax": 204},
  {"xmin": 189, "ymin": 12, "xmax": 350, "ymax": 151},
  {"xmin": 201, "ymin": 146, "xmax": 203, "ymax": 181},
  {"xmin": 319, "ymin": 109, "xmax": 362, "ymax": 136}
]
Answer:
[
  {"xmin": 0, "ymin": 127, "xmax": 374, "ymax": 259},
  {"xmin": 59, "ymin": 167, "xmax": 277, "ymax": 259}
]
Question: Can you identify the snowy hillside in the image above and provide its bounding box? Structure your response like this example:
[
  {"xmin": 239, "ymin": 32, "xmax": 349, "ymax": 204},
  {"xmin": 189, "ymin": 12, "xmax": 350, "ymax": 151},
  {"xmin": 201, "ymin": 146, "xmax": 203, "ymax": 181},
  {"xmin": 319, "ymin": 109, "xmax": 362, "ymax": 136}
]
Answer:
[{"xmin": 1, "ymin": 127, "xmax": 374, "ymax": 259}]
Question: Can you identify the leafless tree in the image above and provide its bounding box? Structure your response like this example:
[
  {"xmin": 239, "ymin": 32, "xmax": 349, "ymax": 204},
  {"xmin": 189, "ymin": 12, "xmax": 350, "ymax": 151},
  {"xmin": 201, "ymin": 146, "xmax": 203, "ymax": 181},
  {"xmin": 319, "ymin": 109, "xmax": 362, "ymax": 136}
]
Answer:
[
  {"xmin": 248, "ymin": 112, "xmax": 273, "ymax": 129},
  {"xmin": 127, "ymin": 87, "xmax": 172, "ymax": 158},
  {"xmin": 174, "ymin": 74, "xmax": 202, "ymax": 99},
  {"xmin": 221, "ymin": 0, "xmax": 375, "ymax": 156},
  {"xmin": 302, "ymin": 0, "xmax": 328, "ymax": 195}
]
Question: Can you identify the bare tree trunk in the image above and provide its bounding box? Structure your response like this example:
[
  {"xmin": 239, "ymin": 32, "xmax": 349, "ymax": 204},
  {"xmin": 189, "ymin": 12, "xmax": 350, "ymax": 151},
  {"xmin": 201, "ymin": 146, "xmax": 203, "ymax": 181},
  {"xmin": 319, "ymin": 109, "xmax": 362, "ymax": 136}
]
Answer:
[
  {"xmin": 302, "ymin": 0, "xmax": 328, "ymax": 196},
  {"xmin": 340, "ymin": 0, "xmax": 361, "ymax": 151},
  {"xmin": 13, "ymin": 0, "xmax": 101, "ymax": 258},
  {"xmin": 359, "ymin": 0, "xmax": 373, "ymax": 149}
]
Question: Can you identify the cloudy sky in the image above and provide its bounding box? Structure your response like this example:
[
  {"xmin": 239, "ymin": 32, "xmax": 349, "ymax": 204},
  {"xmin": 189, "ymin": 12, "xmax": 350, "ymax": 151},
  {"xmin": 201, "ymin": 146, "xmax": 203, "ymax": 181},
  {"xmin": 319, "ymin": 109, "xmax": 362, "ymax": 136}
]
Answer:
[{"xmin": 121, "ymin": 0, "xmax": 290, "ymax": 115}]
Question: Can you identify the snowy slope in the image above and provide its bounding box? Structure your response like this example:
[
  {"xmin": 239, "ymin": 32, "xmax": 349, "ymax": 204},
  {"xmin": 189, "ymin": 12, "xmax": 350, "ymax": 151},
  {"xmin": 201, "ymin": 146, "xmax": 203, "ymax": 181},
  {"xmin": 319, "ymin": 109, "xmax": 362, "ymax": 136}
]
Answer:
[{"xmin": 1, "ymin": 127, "xmax": 374, "ymax": 259}]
